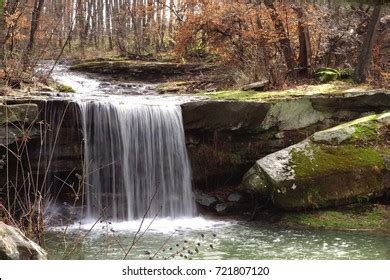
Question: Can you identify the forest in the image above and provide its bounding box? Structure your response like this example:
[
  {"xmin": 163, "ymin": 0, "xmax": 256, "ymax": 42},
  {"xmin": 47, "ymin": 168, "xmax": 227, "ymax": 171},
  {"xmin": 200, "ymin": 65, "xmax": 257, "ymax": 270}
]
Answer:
[
  {"xmin": 0, "ymin": 0, "xmax": 389, "ymax": 262},
  {"xmin": 0, "ymin": 0, "xmax": 388, "ymax": 88}
]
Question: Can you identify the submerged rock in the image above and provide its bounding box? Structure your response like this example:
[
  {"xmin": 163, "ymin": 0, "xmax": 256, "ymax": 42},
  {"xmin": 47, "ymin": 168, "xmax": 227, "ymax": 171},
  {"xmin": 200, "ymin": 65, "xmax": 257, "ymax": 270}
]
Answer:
[
  {"xmin": 241, "ymin": 112, "xmax": 390, "ymax": 210},
  {"xmin": 214, "ymin": 202, "xmax": 252, "ymax": 215},
  {"xmin": 227, "ymin": 191, "xmax": 251, "ymax": 203},
  {"xmin": 215, "ymin": 202, "xmax": 238, "ymax": 214},
  {"xmin": 193, "ymin": 190, "xmax": 219, "ymax": 208},
  {"xmin": 0, "ymin": 222, "xmax": 47, "ymax": 260}
]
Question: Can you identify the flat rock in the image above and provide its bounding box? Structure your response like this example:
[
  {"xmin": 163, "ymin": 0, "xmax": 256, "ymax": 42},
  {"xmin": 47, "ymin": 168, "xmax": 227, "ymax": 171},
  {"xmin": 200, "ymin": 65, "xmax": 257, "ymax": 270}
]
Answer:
[{"xmin": 242, "ymin": 80, "xmax": 269, "ymax": 91}]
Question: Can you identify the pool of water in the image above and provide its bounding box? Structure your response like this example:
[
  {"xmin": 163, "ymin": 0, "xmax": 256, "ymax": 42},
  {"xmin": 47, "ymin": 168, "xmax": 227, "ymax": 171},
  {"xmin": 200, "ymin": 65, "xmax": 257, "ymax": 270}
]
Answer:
[{"xmin": 45, "ymin": 217, "xmax": 390, "ymax": 260}]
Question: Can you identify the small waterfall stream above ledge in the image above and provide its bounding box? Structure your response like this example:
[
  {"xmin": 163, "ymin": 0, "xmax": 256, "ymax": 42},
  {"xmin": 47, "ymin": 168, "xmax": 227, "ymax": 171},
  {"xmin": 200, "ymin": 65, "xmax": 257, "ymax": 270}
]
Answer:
[
  {"xmin": 40, "ymin": 64, "xmax": 199, "ymax": 221},
  {"xmin": 77, "ymin": 100, "xmax": 195, "ymax": 221}
]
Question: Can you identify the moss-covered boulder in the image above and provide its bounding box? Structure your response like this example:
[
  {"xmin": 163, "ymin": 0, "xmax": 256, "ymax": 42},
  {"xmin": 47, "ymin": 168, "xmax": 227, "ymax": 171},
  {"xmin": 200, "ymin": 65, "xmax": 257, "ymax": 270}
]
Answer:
[
  {"xmin": 314, "ymin": 68, "xmax": 340, "ymax": 83},
  {"xmin": 241, "ymin": 112, "xmax": 390, "ymax": 210}
]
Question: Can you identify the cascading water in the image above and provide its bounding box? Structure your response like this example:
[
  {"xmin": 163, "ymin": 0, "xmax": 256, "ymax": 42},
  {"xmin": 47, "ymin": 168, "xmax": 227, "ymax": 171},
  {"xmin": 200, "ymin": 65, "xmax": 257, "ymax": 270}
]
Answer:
[{"xmin": 77, "ymin": 100, "xmax": 195, "ymax": 221}]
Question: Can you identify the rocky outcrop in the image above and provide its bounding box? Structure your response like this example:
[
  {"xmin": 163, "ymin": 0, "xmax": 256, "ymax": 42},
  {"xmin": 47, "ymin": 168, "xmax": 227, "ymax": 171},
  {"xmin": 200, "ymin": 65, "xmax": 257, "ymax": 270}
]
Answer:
[
  {"xmin": 241, "ymin": 112, "xmax": 390, "ymax": 210},
  {"xmin": 0, "ymin": 222, "xmax": 47, "ymax": 260},
  {"xmin": 1, "ymin": 90, "xmax": 390, "ymax": 207},
  {"xmin": 0, "ymin": 103, "xmax": 39, "ymax": 145},
  {"xmin": 182, "ymin": 90, "xmax": 390, "ymax": 190},
  {"xmin": 0, "ymin": 99, "xmax": 83, "ymax": 202},
  {"xmin": 70, "ymin": 60, "xmax": 215, "ymax": 82}
]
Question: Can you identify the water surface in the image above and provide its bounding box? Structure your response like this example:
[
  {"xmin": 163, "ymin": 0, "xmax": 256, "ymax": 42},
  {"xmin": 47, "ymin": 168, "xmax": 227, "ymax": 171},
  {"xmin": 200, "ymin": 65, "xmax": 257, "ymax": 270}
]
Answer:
[{"xmin": 46, "ymin": 218, "xmax": 390, "ymax": 260}]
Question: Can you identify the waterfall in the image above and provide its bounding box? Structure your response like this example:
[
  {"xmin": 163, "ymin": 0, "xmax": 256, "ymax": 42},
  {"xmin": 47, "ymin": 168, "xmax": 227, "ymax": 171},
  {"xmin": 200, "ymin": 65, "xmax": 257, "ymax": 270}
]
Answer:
[{"xmin": 77, "ymin": 100, "xmax": 195, "ymax": 221}]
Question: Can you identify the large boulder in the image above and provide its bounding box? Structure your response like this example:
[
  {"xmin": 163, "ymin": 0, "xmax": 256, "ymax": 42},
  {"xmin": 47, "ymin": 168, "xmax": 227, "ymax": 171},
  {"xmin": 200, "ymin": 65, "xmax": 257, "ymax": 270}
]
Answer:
[
  {"xmin": 241, "ymin": 112, "xmax": 390, "ymax": 210},
  {"xmin": 0, "ymin": 222, "xmax": 47, "ymax": 260}
]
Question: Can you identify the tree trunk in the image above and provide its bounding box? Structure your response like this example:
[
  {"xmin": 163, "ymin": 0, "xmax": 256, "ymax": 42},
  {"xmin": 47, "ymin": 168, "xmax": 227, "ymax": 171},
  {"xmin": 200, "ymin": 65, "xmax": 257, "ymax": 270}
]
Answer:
[
  {"xmin": 264, "ymin": 0, "xmax": 297, "ymax": 76},
  {"xmin": 353, "ymin": 1, "xmax": 382, "ymax": 83},
  {"xmin": 294, "ymin": 5, "xmax": 312, "ymax": 77},
  {"xmin": 106, "ymin": 0, "xmax": 113, "ymax": 50},
  {"xmin": 77, "ymin": 0, "xmax": 86, "ymax": 53},
  {"xmin": 0, "ymin": 0, "xmax": 5, "ymax": 71},
  {"xmin": 23, "ymin": 0, "xmax": 45, "ymax": 71}
]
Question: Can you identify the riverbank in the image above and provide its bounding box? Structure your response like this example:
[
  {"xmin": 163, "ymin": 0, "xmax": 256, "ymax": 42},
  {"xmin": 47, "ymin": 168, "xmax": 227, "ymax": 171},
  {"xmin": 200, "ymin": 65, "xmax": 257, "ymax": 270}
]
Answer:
[{"xmin": 278, "ymin": 204, "xmax": 390, "ymax": 234}]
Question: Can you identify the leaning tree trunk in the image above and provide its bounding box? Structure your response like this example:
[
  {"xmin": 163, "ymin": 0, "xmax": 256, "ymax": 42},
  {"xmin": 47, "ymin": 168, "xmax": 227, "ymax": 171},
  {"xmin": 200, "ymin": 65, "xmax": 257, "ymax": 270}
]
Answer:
[
  {"xmin": 353, "ymin": 1, "xmax": 382, "ymax": 83},
  {"xmin": 23, "ymin": 0, "xmax": 45, "ymax": 71}
]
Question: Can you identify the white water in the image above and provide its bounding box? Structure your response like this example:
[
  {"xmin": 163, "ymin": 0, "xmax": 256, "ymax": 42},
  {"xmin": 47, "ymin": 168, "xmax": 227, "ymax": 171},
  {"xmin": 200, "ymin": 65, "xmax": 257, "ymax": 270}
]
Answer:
[
  {"xmin": 40, "ymin": 64, "xmax": 198, "ymax": 221},
  {"xmin": 77, "ymin": 100, "xmax": 195, "ymax": 221}
]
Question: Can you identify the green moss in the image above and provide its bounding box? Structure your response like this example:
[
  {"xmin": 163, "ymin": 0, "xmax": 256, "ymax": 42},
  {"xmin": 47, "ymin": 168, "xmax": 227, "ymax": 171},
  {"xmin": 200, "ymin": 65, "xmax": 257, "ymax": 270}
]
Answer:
[
  {"xmin": 352, "ymin": 122, "xmax": 379, "ymax": 141},
  {"xmin": 56, "ymin": 84, "xmax": 75, "ymax": 93},
  {"xmin": 281, "ymin": 205, "xmax": 390, "ymax": 232},
  {"xmin": 200, "ymin": 81, "xmax": 372, "ymax": 101},
  {"xmin": 312, "ymin": 113, "xmax": 386, "ymax": 144},
  {"xmin": 290, "ymin": 144, "xmax": 385, "ymax": 179},
  {"xmin": 156, "ymin": 81, "xmax": 194, "ymax": 93},
  {"xmin": 314, "ymin": 69, "xmax": 339, "ymax": 83}
]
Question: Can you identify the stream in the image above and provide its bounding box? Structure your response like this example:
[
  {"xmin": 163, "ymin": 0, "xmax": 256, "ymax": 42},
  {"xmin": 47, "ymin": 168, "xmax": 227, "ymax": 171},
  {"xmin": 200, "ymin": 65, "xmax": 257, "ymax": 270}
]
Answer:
[{"xmin": 42, "ymin": 63, "xmax": 390, "ymax": 260}]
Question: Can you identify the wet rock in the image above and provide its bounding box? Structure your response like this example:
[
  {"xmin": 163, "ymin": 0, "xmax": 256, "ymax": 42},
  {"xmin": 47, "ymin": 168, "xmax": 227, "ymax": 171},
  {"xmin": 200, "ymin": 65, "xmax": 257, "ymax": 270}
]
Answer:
[
  {"xmin": 214, "ymin": 202, "xmax": 252, "ymax": 215},
  {"xmin": 227, "ymin": 191, "xmax": 251, "ymax": 203},
  {"xmin": 193, "ymin": 190, "xmax": 219, "ymax": 208},
  {"xmin": 0, "ymin": 222, "xmax": 47, "ymax": 260},
  {"xmin": 215, "ymin": 202, "xmax": 237, "ymax": 214}
]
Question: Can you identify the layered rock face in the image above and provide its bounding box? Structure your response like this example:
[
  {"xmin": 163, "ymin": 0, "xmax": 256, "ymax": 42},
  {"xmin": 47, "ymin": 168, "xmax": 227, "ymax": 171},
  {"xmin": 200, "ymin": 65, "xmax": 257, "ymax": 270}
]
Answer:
[
  {"xmin": 182, "ymin": 91, "xmax": 390, "ymax": 190},
  {"xmin": 0, "ymin": 103, "xmax": 39, "ymax": 146},
  {"xmin": 1, "ymin": 90, "xmax": 390, "ymax": 207},
  {"xmin": 0, "ymin": 100, "xmax": 83, "ymax": 200},
  {"xmin": 0, "ymin": 222, "xmax": 47, "ymax": 260},
  {"xmin": 241, "ymin": 113, "xmax": 390, "ymax": 210},
  {"xmin": 70, "ymin": 60, "xmax": 215, "ymax": 82}
]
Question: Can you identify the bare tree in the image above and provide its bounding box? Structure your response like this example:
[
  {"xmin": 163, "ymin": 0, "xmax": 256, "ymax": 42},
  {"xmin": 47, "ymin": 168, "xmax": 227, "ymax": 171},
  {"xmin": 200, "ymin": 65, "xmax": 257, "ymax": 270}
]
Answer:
[
  {"xmin": 0, "ymin": 0, "xmax": 5, "ymax": 70},
  {"xmin": 294, "ymin": 4, "xmax": 312, "ymax": 77},
  {"xmin": 353, "ymin": 0, "xmax": 382, "ymax": 83},
  {"xmin": 264, "ymin": 0, "xmax": 297, "ymax": 76},
  {"xmin": 23, "ymin": 0, "xmax": 45, "ymax": 71}
]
